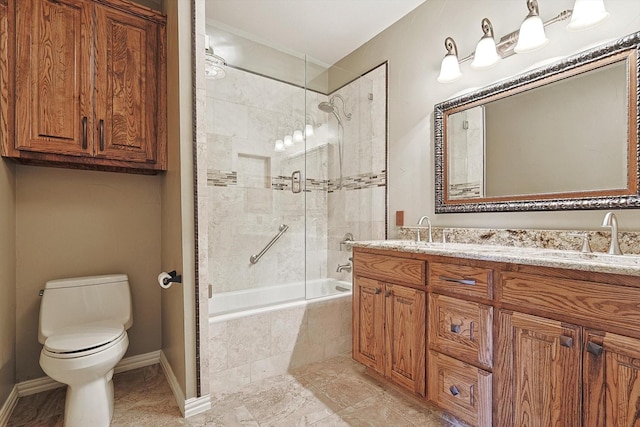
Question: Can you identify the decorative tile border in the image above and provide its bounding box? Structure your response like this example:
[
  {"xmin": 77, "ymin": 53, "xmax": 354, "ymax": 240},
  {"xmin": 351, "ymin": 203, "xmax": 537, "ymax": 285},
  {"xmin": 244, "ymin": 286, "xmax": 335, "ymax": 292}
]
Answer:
[
  {"xmin": 207, "ymin": 170, "xmax": 237, "ymax": 187},
  {"xmin": 448, "ymin": 182, "xmax": 482, "ymax": 199},
  {"xmin": 207, "ymin": 169, "xmax": 386, "ymax": 193},
  {"xmin": 328, "ymin": 171, "xmax": 386, "ymax": 193}
]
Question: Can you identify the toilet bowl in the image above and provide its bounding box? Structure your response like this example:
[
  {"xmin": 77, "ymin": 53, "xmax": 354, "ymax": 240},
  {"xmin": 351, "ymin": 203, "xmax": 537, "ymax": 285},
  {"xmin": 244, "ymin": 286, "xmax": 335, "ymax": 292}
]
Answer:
[{"xmin": 38, "ymin": 274, "xmax": 133, "ymax": 427}]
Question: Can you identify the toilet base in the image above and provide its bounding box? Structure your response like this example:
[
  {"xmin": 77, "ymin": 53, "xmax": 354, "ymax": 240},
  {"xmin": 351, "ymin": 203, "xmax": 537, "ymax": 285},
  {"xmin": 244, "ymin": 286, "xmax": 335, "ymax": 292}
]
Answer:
[{"xmin": 63, "ymin": 370, "xmax": 114, "ymax": 427}]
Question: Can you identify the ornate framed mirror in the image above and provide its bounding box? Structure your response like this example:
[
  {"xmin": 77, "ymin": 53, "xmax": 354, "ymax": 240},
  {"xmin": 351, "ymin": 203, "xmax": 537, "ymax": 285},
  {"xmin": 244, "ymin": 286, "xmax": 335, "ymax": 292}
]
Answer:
[{"xmin": 434, "ymin": 31, "xmax": 640, "ymax": 213}]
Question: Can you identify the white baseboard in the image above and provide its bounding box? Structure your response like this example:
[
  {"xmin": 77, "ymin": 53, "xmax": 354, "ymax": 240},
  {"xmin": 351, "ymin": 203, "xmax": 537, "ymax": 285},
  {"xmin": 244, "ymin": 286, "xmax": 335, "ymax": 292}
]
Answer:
[
  {"xmin": 159, "ymin": 351, "xmax": 186, "ymax": 416},
  {"xmin": 159, "ymin": 351, "xmax": 211, "ymax": 418},
  {"xmin": 0, "ymin": 385, "xmax": 18, "ymax": 427},
  {"xmin": 114, "ymin": 350, "xmax": 161, "ymax": 374},
  {"xmin": 185, "ymin": 395, "xmax": 211, "ymax": 418},
  {"xmin": 16, "ymin": 350, "xmax": 161, "ymax": 398}
]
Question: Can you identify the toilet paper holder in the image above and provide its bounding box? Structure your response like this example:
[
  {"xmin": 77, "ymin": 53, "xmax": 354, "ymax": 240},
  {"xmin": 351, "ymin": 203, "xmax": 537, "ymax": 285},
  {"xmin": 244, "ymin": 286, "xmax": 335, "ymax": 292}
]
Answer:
[{"xmin": 163, "ymin": 270, "xmax": 182, "ymax": 286}]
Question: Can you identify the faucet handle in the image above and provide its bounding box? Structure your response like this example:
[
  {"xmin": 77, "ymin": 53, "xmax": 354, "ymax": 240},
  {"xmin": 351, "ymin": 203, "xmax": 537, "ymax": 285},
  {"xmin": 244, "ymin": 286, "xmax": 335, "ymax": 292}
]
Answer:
[{"xmin": 569, "ymin": 233, "xmax": 592, "ymax": 253}]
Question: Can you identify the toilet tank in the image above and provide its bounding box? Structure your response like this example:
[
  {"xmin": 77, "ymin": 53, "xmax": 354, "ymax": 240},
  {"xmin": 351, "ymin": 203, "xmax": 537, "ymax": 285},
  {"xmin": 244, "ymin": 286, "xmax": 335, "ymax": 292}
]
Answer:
[{"xmin": 38, "ymin": 274, "xmax": 133, "ymax": 344}]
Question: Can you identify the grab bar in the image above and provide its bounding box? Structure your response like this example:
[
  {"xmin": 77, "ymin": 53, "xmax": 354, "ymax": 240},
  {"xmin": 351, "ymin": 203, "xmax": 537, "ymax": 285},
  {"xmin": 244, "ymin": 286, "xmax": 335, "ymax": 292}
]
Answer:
[{"xmin": 250, "ymin": 224, "xmax": 289, "ymax": 264}]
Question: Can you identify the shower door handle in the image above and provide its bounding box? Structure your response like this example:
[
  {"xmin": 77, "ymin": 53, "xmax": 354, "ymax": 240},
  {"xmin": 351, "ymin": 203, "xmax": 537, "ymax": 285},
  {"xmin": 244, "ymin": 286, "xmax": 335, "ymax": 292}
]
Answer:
[{"xmin": 291, "ymin": 170, "xmax": 302, "ymax": 193}]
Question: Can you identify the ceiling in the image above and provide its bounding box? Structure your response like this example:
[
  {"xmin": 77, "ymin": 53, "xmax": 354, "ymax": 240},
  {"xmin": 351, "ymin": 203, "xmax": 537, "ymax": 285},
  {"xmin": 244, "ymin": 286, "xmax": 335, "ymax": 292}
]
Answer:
[{"xmin": 205, "ymin": 0, "xmax": 426, "ymax": 66}]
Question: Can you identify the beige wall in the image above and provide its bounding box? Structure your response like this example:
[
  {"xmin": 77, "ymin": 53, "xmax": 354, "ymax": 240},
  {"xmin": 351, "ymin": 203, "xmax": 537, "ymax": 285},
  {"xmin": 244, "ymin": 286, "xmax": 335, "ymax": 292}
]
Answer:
[
  {"xmin": 333, "ymin": 0, "xmax": 640, "ymax": 232},
  {"xmin": 0, "ymin": 159, "xmax": 15, "ymax": 405},
  {"xmin": 162, "ymin": 0, "xmax": 197, "ymax": 400},
  {"xmin": 14, "ymin": 166, "xmax": 162, "ymax": 381}
]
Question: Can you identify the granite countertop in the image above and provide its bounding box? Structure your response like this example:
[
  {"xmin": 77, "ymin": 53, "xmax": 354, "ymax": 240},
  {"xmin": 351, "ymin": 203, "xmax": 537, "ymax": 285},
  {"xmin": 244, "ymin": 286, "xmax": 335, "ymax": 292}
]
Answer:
[{"xmin": 352, "ymin": 240, "xmax": 640, "ymax": 277}]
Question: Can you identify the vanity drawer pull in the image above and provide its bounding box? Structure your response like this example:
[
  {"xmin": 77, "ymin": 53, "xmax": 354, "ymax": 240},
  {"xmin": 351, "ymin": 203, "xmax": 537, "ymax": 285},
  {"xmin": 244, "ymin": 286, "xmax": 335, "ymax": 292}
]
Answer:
[
  {"xmin": 439, "ymin": 276, "xmax": 476, "ymax": 286},
  {"xmin": 450, "ymin": 385, "xmax": 460, "ymax": 396},
  {"xmin": 450, "ymin": 323, "xmax": 461, "ymax": 334}
]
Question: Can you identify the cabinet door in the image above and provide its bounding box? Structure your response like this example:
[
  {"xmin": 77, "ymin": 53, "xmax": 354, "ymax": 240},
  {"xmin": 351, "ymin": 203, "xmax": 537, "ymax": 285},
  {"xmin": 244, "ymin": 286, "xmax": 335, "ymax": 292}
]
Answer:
[
  {"xmin": 584, "ymin": 330, "xmax": 640, "ymax": 427},
  {"xmin": 495, "ymin": 310, "xmax": 581, "ymax": 427},
  {"xmin": 352, "ymin": 276, "xmax": 384, "ymax": 374},
  {"xmin": 385, "ymin": 284, "xmax": 426, "ymax": 396},
  {"xmin": 94, "ymin": 4, "xmax": 158, "ymax": 163},
  {"xmin": 14, "ymin": 0, "xmax": 93, "ymax": 156}
]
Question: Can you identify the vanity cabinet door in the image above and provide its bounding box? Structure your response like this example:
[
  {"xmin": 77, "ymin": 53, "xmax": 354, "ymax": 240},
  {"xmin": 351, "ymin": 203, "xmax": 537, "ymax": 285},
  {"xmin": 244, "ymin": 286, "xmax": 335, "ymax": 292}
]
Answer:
[
  {"xmin": 352, "ymin": 276, "xmax": 384, "ymax": 375},
  {"xmin": 495, "ymin": 310, "xmax": 581, "ymax": 427},
  {"xmin": 385, "ymin": 284, "xmax": 426, "ymax": 396},
  {"xmin": 583, "ymin": 330, "xmax": 640, "ymax": 427}
]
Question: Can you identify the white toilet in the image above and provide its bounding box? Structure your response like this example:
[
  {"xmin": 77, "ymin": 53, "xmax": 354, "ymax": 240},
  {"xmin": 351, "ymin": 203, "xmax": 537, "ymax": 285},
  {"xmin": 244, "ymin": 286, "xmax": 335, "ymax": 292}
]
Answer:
[{"xmin": 38, "ymin": 274, "xmax": 133, "ymax": 427}]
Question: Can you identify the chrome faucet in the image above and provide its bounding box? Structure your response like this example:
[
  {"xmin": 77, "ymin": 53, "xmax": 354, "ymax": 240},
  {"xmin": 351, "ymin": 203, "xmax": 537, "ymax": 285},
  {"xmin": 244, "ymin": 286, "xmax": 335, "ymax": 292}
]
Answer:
[
  {"xmin": 601, "ymin": 212, "xmax": 622, "ymax": 255},
  {"xmin": 336, "ymin": 262, "xmax": 352, "ymax": 273},
  {"xmin": 417, "ymin": 215, "xmax": 433, "ymax": 243}
]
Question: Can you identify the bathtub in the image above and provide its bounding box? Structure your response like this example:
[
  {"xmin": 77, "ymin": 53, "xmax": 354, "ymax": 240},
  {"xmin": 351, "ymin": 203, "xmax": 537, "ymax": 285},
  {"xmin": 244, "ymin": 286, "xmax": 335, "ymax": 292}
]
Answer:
[
  {"xmin": 208, "ymin": 278, "xmax": 353, "ymax": 392},
  {"xmin": 209, "ymin": 278, "xmax": 352, "ymax": 319}
]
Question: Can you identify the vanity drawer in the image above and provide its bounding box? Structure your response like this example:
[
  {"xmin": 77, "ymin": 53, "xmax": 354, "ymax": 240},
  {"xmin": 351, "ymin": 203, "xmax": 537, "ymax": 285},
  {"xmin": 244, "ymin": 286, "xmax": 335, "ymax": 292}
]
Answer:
[
  {"xmin": 428, "ymin": 294, "xmax": 493, "ymax": 369},
  {"xmin": 428, "ymin": 351, "xmax": 492, "ymax": 427},
  {"xmin": 500, "ymin": 272, "xmax": 640, "ymax": 337},
  {"xmin": 429, "ymin": 262, "xmax": 493, "ymax": 300},
  {"xmin": 354, "ymin": 252, "xmax": 425, "ymax": 286}
]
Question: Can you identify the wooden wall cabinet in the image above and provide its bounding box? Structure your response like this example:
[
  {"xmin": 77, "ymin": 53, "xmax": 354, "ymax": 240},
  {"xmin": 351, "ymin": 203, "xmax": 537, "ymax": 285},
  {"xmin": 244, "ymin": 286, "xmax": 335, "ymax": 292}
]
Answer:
[
  {"xmin": 353, "ymin": 255, "xmax": 426, "ymax": 396},
  {"xmin": 0, "ymin": 0, "xmax": 167, "ymax": 173}
]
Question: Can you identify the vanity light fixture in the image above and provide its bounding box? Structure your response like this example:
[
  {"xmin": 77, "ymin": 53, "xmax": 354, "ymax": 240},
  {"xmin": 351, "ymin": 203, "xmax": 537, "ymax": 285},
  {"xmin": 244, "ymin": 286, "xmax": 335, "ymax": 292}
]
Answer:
[
  {"xmin": 567, "ymin": 0, "xmax": 610, "ymax": 31},
  {"xmin": 437, "ymin": 37, "xmax": 463, "ymax": 83},
  {"xmin": 274, "ymin": 139, "xmax": 285, "ymax": 152},
  {"xmin": 471, "ymin": 18, "xmax": 501, "ymax": 69},
  {"xmin": 437, "ymin": 0, "xmax": 610, "ymax": 83},
  {"xmin": 293, "ymin": 129, "xmax": 304, "ymax": 143},
  {"xmin": 514, "ymin": 0, "xmax": 549, "ymax": 53},
  {"xmin": 204, "ymin": 35, "xmax": 226, "ymax": 80}
]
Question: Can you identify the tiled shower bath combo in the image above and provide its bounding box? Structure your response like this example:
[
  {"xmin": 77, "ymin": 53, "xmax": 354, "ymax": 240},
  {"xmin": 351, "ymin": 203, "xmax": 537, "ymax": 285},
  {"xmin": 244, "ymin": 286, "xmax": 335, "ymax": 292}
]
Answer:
[{"xmin": 204, "ymin": 62, "xmax": 387, "ymax": 392}]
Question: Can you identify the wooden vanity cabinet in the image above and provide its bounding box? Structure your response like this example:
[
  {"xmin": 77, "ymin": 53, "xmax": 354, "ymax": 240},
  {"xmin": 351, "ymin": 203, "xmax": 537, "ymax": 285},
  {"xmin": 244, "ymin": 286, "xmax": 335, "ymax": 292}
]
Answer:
[
  {"xmin": 353, "ymin": 246, "xmax": 640, "ymax": 426},
  {"xmin": 497, "ymin": 270, "xmax": 640, "ymax": 427},
  {"xmin": 495, "ymin": 310, "xmax": 582, "ymax": 427},
  {"xmin": 427, "ymin": 260, "xmax": 494, "ymax": 427},
  {"xmin": 353, "ymin": 252, "xmax": 426, "ymax": 396},
  {"xmin": 1, "ymin": 0, "xmax": 167, "ymax": 173},
  {"xmin": 583, "ymin": 330, "xmax": 640, "ymax": 426}
]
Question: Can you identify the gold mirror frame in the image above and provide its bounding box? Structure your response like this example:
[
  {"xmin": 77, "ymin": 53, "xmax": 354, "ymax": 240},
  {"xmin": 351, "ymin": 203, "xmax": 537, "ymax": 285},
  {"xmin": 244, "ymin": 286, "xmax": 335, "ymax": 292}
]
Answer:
[{"xmin": 434, "ymin": 31, "xmax": 640, "ymax": 213}]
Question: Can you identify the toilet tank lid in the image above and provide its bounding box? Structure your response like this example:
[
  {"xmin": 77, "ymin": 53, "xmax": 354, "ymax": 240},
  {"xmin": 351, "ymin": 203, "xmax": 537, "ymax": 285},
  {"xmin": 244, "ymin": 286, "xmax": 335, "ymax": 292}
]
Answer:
[{"xmin": 45, "ymin": 274, "xmax": 129, "ymax": 290}]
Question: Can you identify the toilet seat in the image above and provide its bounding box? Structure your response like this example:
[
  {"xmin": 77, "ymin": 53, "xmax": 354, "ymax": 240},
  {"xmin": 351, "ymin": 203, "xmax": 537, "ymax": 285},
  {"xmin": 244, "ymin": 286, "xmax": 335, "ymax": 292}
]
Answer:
[{"xmin": 43, "ymin": 321, "xmax": 125, "ymax": 359}]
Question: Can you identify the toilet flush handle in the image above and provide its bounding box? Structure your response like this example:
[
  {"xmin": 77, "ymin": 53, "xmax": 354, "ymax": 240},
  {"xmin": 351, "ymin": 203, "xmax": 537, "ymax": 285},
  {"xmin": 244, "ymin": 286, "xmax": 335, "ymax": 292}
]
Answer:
[{"xmin": 39, "ymin": 289, "xmax": 44, "ymax": 297}]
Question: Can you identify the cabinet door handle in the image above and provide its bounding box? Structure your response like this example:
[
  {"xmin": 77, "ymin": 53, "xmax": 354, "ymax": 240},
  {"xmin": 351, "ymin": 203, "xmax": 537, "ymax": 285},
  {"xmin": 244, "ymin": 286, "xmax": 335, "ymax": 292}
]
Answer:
[
  {"xmin": 450, "ymin": 385, "xmax": 460, "ymax": 396},
  {"xmin": 81, "ymin": 116, "xmax": 88, "ymax": 149},
  {"xmin": 374, "ymin": 288, "xmax": 381, "ymax": 295},
  {"xmin": 587, "ymin": 341, "xmax": 603, "ymax": 356},
  {"xmin": 385, "ymin": 290, "xmax": 391, "ymax": 297},
  {"xmin": 99, "ymin": 119, "xmax": 105, "ymax": 151},
  {"xmin": 439, "ymin": 276, "xmax": 476, "ymax": 286},
  {"xmin": 450, "ymin": 323, "xmax": 461, "ymax": 334},
  {"xmin": 560, "ymin": 336, "xmax": 573, "ymax": 348}
]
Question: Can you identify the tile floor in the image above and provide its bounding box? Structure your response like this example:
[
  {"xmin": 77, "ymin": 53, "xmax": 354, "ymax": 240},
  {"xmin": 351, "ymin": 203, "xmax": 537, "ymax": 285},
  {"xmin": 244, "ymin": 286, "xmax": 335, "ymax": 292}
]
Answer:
[{"xmin": 7, "ymin": 354, "xmax": 463, "ymax": 426}]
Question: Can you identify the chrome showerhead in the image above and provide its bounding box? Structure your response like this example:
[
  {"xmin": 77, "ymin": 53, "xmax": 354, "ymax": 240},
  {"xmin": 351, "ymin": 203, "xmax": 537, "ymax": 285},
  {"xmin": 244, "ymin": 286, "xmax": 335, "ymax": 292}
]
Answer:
[{"xmin": 318, "ymin": 101, "xmax": 336, "ymax": 113}]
